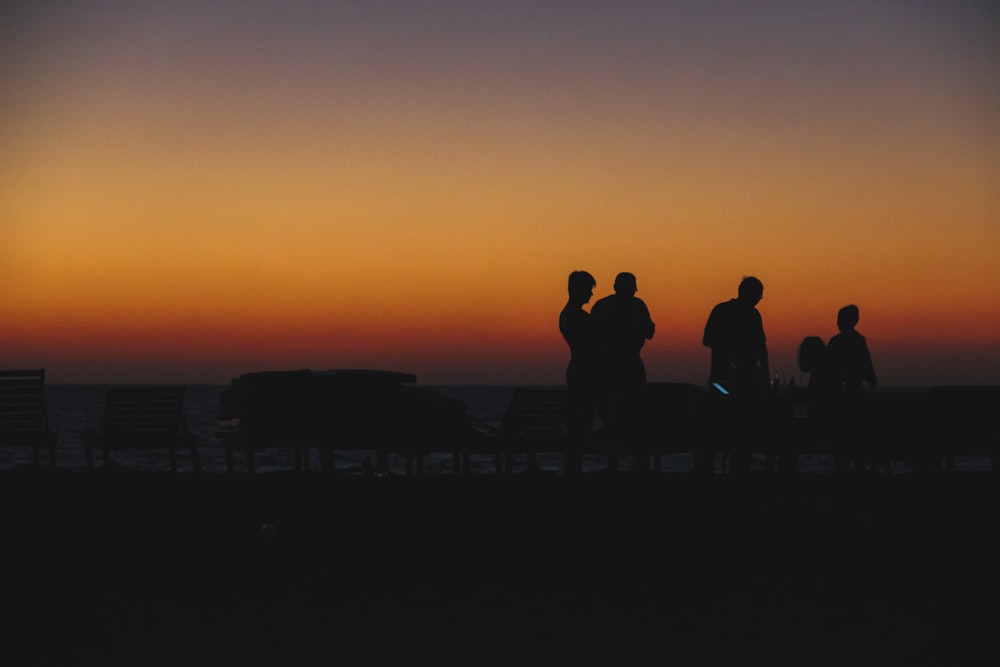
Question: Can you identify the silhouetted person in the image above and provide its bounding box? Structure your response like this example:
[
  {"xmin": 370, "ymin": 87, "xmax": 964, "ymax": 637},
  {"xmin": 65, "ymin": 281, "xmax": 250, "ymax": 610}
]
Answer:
[
  {"xmin": 827, "ymin": 304, "xmax": 877, "ymax": 394},
  {"xmin": 591, "ymin": 272, "xmax": 655, "ymax": 470},
  {"xmin": 702, "ymin": 276, "xmax": 770, "ymax": 472},
  {"xmin": 797, "ymin": 335, "xmax": 845, "ymax": 471},
  {"xmin": 703, "ymin": 276, "xmax": 770, "ymax": 395},
  {"xmin": 827, "ymin": 304, "xmax": 881, "ymax": 472},
  {"xmin": 559, "ymin": 270, "xmax": 598, "ymax": 474},
  {"xmin": 798, "ymin": 335, "xmax": 840, "ymax": 405}
]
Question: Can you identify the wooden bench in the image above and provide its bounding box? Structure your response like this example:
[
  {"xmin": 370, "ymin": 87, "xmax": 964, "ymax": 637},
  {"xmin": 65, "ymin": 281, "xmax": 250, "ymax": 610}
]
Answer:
[
  {"xmin": 463, "ymin": 386, "xmax": 613, "ymax": 474},
  {"xmin": 215, "ymin": 371, "xmax": 318, "ymax": 474},
  {"xmin": 217, "ymin": 370, "xmax": 481, "ymax": 475},
  {"xmin": 450, "ymin": 386, "xmax": 570, "ymax": 474},
  {"xmin": 465, "ymin": 383, "xmax": 714, "ymax": 475},
  {"xmin": 83, "ymin": 386, "xmax": 200, "ymax": 472},
  {"xmin": 0, "ymin": 369, "xmax": 58, "ymax": 469},
  {"xmin": 496, "ymin": 386, "xmax": 571, "ymax": 474},
  {"xmin": 615, "ymin": 382, "xmax": 713, "ymax": 473}
]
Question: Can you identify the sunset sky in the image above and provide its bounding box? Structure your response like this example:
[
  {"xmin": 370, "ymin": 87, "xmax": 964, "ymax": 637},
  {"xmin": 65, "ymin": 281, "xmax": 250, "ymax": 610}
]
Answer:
[{"xmin": 2, "ymin": 1, "xmax": 998, "ymax": 387}]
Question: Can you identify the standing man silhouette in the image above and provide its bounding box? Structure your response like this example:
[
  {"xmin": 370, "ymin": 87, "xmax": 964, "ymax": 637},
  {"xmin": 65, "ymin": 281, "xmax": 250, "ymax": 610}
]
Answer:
[
  {"xmin": 703, "ymin": 275, "xmax": 770, "ymax": 396},
  {"xmin": 702, "ymin": 276, "xmax": 770, "ymax": 472},
  {"xmin": 827, "ymin": 304, "xmax": 880, "ymax": 472},
  {"xmin": 827, "ymin": 304, "xmax": 877, "ymax": 394},
  {"xmin": 559, "ymin": 270, "xmax": 598, "ymax": 474},
  {"xmin": 591, "ymin": 272, "xmax": 655, "ymax": 452}
]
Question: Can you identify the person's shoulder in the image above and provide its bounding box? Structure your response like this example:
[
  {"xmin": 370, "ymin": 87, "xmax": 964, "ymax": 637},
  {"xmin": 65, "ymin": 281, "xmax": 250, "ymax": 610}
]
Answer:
[
  {"xmin": 839, "ymin": 329, "xmax": 865, "ymax": 343},
  {"xmin": 709, "ymin": 299, "xmax": 730, "ymax": 311},
  {"xmin": 706, "ymin": 300, "xmax": 728, "ymax": 320},
  {"xmin": 591, "ymin": 295, "xmax": 613, "ymax": 309}
]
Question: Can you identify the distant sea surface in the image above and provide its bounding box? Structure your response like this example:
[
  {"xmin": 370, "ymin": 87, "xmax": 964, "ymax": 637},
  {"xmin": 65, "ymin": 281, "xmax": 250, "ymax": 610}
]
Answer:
[{"xmin": 2, "ymin": 383, "xmax": 989, "ymax": 475}]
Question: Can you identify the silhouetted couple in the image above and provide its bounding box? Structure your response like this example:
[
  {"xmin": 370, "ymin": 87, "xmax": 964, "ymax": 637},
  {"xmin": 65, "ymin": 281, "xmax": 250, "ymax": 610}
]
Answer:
[
  {"xmin": 797, "ymin": 304, "xmax": 879, "ymax": 472},
  {"xmin": 559, "ymin": 271, "xmax": 655, "ymax": 472},
  {"xmin": 799, "ymin": 305, "xmax": 878, "ymax": 397}
]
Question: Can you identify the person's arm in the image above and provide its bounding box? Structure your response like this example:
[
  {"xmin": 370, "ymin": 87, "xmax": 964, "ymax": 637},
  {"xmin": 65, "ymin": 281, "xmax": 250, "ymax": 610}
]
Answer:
[
  {"xmin": 861, "ymin": 339, "xmax": 877, "ymax": 389},
  {"xmin": 756, "ymin": 312, "xmax": 770, "ymax": 382},
  {"xmin": 702, "ymin": 306, "xmax": 718, "ymax": 348},
  {"xmin": 640, "ymin": 301, "xmax": 655, "ymax": 340}
]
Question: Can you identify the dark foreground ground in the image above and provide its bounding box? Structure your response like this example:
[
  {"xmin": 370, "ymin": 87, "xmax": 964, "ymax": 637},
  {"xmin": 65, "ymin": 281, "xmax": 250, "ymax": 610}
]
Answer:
[{"xmin": 3, "ymin": 468, "xmax": 996, "ymax": 666}]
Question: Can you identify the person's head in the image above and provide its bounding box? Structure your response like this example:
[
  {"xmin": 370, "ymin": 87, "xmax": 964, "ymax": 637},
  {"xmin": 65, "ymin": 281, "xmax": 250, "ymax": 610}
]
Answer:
[
  {"xmin": 837, "ymin": 304, "xmax": 860, "ymax": 333},
  {"xmin": 737, "ymin": 276, "xmax": 764, "ymax": 305},
  {"xmin": 797, "ymin": 336, "xmax": 826, "ymax": 373},
  {"xmin": 567, "ymin": 270, "xmax": 596, "ymax": 304},
  {"xmin": 613, "ymin": 272, "xmax": 637, "ymax": 296}
]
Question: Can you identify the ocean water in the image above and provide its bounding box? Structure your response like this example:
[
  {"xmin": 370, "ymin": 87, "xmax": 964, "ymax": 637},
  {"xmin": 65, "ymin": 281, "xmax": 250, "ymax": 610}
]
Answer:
[{"xmin": 1, "ymin": 383, "xmax": 990, "ymax": 475}]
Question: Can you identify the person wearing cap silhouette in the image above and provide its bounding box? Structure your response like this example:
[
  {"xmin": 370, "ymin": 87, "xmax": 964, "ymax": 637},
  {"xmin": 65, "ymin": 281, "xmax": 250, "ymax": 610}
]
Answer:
[{"xmin": 590, "ymin": 272, "xmax": 655, "ymax": 458}]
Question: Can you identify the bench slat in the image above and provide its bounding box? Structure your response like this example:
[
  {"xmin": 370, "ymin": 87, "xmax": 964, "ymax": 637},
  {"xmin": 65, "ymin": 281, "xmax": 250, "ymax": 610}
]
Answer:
[
  {"xmin": 84, "ymin": 386, "xmax": 200, "ymax": 472},
  {"xmin": 0, "ymin": 369, "xmax": 58, "ymax": 468}
]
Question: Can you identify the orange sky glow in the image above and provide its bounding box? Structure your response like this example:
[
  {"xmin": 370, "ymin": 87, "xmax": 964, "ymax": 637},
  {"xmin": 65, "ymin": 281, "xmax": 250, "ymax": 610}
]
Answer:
[{"xmin": 2, "ymin": 1, "xmax": 998, "ymax": 387}]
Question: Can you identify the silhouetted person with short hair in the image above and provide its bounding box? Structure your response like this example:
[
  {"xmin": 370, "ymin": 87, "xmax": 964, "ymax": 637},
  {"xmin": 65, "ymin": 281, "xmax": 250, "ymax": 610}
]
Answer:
[
  {"xmin": 827, "ymin": 304, "xmax": 881, "ymax": 472},
  {"xmin": 559, "ymin": 270, "xmax": 598, "ymax": 474},
  {"xmin": 703, "ymin": 276, "xmax": 770, "ymax": 396},
  {"xmin": 702, "ymin": 276, "xmax": 770, "ymax": 472},
  {"xmin": 827, "ymin": 304, "xmax": 877, "ymax": 394},
  {"xmin": 591, "ymin": 272, "xmax": 655, "ymax": 470}
]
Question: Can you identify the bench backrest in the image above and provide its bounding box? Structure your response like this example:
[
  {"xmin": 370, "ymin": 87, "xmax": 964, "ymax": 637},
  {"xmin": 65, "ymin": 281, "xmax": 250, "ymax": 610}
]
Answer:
[
  {"xmin": 499, "ymin": 387, "xmax": 569, "ymax": 440},
  {"xmin": 0, "ymin": 369, "xmax": 49, "ymax": 433},
  {"xmin": 101, "ymin": 386, "xmax": 188, "ymax": 440}
]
